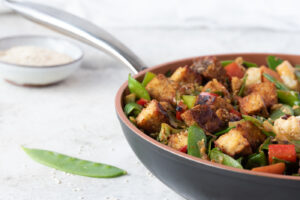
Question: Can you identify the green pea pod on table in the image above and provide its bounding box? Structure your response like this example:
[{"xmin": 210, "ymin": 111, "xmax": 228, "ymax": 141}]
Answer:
[
  {"xmin": 266, "ymin": 55, "xmax": 283, "ymax": 71},
  {"xmin": 209, "ymin": 148, "xmax": 243, "ymax": 169},
  {"xmin": 187, "ymin": 125, "xmax": 207, "ymax": 158},
  {"xmin": 141, "ymin": 72, "xmax": 156, "ymax": 87},
  {"xmin": 22, "ymin": 147, "xmax": 127, "ymax": 178},
  {"xmin": 128, "ymin": 74, "xmax": 150, "ymax": 100},
  {"xmin": 277, "ymin": 90, "xmax": 300, "ymax": 107}
]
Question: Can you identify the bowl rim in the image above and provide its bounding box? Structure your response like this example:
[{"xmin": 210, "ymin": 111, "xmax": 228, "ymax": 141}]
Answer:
[
  {"xmin": 115, "ymin": 52, "xmax": 300, "ymax": 182},
  {"xmin": 0, "ymin": 35, "xmax": 84, "ymax": 69}
]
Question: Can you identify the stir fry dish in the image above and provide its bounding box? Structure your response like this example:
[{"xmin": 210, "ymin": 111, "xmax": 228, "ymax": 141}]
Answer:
[{"xmin": 123, "ymin": 56, "xmax": 300, "ymax": 175}]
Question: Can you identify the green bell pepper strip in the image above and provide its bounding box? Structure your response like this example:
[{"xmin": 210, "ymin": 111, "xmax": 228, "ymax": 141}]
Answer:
[
  {"xmin": 266, "ymin": 55, "xmax": 283, "ymax": 71},
  {"xmin": 245, "ymin": 151, "xmax": 267, "ymax": 169},
  {"xmin": 270, "ymin": 104, "xmax": 294, "ymax": 120},
  {"xmin": 277, "ymin": 90, "xmax": 300, "ymax": 106},
  {"xmin": 214, "ymin": 126, "xmax": 236, "ymax": 137},
  {"xmin": 209, "ymin": 148, "xmax": 243, "ymax": 169},
  {"xmin": 220, "ymin": 60, "xmax": 258, "ymax": 68},
  {"xmin": 182, "ymin": 95, "xmax": 197, "ymax": 109},
  {"xmin": 158, "ymin": 123, "xmax": 182, "ymax": 144},
  {"xmin": 128, "ymin": 74, "xmax": 150, "ymax": 100},
  {"xmin": 187, "ymin": 125, "xmax": 207, "ymax": 158},
  {"xmin": 141, "ymin": 72, "xmax": 156, "ymax": 87},
  {"xmin": 124, "ymin": 102, "xmax": 143, "ymax": 116},
  {"xmin": 22, "ymin": 147, "xmax": 127, "ymax": 178},
  {"xmin": 238, "ymin": 74, "xmax": 248, "ymax": 96},
  {"xmin": 263, "ymin": 73, "xmax": 289, "ymax": 91}
]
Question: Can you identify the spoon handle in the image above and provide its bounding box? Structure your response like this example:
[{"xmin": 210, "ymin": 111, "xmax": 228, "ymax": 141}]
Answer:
[{"xmin": 4, "ymin": 0, "xmax": 146, "ymax": 74}]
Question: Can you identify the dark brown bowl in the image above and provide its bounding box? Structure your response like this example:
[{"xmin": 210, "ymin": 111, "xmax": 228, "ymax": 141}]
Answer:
[{"xmin": 115, "ymin": 53, "xmax": 300, "ymax": 200}]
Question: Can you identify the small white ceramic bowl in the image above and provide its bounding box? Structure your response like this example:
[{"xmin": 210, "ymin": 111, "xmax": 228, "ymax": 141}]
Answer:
[{"xmin": 0, "ymin": 35, "xmax": 83, "ymax": 86}]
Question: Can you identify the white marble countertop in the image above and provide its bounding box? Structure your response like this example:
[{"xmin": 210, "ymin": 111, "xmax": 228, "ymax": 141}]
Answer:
[{"xmin": 1, "ymin": 12, "xmax": 300, "ymax": 200}]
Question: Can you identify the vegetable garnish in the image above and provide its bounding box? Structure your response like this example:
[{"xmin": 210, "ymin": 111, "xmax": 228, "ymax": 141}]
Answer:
[
  {"xmin": 142, "ymin": 72, "xmax": 156, "ymax": 87},
  {"xmin": 263, "ymin": 73, "xmax": 289, "ymax": 91},
  {"xmin": 238, "ymin": 74, "xmax": 248, "ymax": 96},
  {"xmin": 220, "ymin": 60, "xmax": 257, "ymax": 68},
  {"xmin": 128, "ymin": 74, "xmax": 150, "ymax": 100},
  {"xmin": 277, "ymin": 90, "xmax": 300, "ymax": 106},
  {"xmin": 124, "ymin": 102, "xmax": 143, "ymax": 116},
  {"xmin": 245, "ymin": 151, "xmax": 267, "ymax": 169},
  {"xmin": 187, "ymin": 125, "xmax": 207, "ymax": 158},
  {"xmin": 182, "ymin": 95, "xmax": 197, "ymax": 109},
  {"xmin": 22, "ymin": 147, "xmax": 127, "ymax": 178},
  {"xmin": 214, "ymin": 126, "xmax": 236, "ymax": 137},
  {"xmin": 267, "ymin": 55, "xmax": 283, "ymax": 71},
  {"xmin": 210, "ymin": 148, "xmax": 243, "ymax": 169},
  {"xmin": 251, "ymin": 162, "xmax": 285, "ymax": 174},
  {"xmin": 268, "ymin": 144, "xmax": 297, "ymax": 163}
]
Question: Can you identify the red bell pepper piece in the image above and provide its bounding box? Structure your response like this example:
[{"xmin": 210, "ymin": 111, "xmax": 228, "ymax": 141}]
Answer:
[
  {"xmin": 179, "ymin": 145, "xmax": 187, "ymax": 153},
  {"xmin": 268, "ymin": 144, "xmax": 297, "ymax": 164},
  {"xmin": 229, "ymin": 109, "xmax": 242, "ymax": 118},
  {"xmin": 251, "ymin": 163, "xmax": 286, "ymax": 174},
  {"xmin": 136, "ymin": 98, "xmax": 148, "ymax": 107},
  {"xmin": 224, "ymin": 62, "xmax": 245, "ymax": 79},
  {"xmin": 200, "ymin": 92, "xmax": 219, "ymax": 97}
]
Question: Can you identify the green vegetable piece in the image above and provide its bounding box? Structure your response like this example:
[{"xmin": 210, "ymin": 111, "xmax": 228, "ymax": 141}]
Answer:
[
  {"xmin": 263, "ymin": 73, "xmax": 289, "ymax": 91},
  {"xmin": 261, "ymin": 130, "xmax": 276, "ymax": 137},
  {"xmin": 236, "ymin": 157, "xmax": 243, "ymax": 164},
  {"xmin": 293, "ymin": 107, "xmax": 300, "ymax": 116},
  {"xmin": 124, "ymin": 102, "xmax": 143, "ymax": 116},
  {"xmin": 142, "ymin": 72, "xmax": 156, "ymax": 87},
  {"xmin": 238, "ymin": 74, "xmax": 248, "ymax": 96},
  {"xmin": 209, "ymin": 148, "xmax": 243, "ymax": 169},
  {"xmin": 220, "ymin": 60, "xmax": 257, "ymax": 68},
  {"xmin": 207, "ymin": 137, "xmax": 216, "ymax": 157},
  {"xmin": 259, "ymin": 137, "xmax": 271, "ymax": 151},
  {"xmin": 182, "ymin": 95, "xmax": 197, "ymax": 109},
  {"xmin": 214, "ymin": 126, "xmax": 236, "ymax": 137},
  {"xmin": 242, "ymin": 115, "xmax": 262, "ymax": 127},
  {"xmin": 22, "ymin": 147, "xmax": 127, "ymax": 178},
  {"xmin": 267, "ymin": 55, "xmax": 283, "ymax": 71},
  {"xmin": 270, "ymin": 104, "xmax": 294, "ymax": 120},
  {"xmin": 158, "ymin": 123, "xmax": 182, "ymax": 144},
  {"xmin": 187, "ymin": 125, "xmax": 207, "ymax": 158},
  {"xmin": 128, "ymin": 74, "xmax": 150, "ymax": 100},
  {"xmin": 125, "ymin": 93, "xmax": 136, "ymax": 104},
  {"xmin": 245, "ymin": 151, "xmax": 267, "ymax": 169},
  {"xmin": 277, "ymin": 90, "xmax": 300, "ymax": 106}
]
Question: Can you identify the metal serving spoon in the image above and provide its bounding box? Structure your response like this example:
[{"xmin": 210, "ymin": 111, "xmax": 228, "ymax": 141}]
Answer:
[{"xmin": 3, "ymin": 0, "xmax": 147, "ymax": 75}]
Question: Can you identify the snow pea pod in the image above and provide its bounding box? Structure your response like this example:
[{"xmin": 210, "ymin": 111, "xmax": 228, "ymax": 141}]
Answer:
[
  {"xmin": 220, "ymin": 60, "xmax": 257, "ymax": 68},
  {"xmin": 210, "ymin": 148, "xmax": 243, "ymax": 169},
  {"xmin": 277, "ymin": 90, "xmax": 300, "ymax": 106},
  {"xmin": 124, "ymin": 102, "xmax": 143, "ymax": 116},
  {"xmin": 266, "ymin": 55, "xmax": 283, "ymax": 71},
  {"xmin": 245, "ymin": 151, "xmax": 267, "ymax": 169},
  {"xmin": 128, "ymin": 74, "xmax": 150, "ymax": 100},
  {"xmin": 187, "ymin": 125, "xmax": 207, "ymax": 158},
  {"xmin": 22, "ymin": 147, "xmax": 127, "ymax": 178},
  {"xmin": 214, "ymin": 126, "xmax": 236, "ymax": 137},
  {"xmin": 263, "ymin": 73, "xmax": 289, "ymax": 91},
  {"xmin": 142, "ymin": 72, "xmax": 156, "ymax": 87}
]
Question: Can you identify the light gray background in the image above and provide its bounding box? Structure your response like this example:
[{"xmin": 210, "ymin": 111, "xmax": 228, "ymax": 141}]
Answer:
[{"xmin": 1, "ymin": 1, "xmax": 300, "ymax": 199}]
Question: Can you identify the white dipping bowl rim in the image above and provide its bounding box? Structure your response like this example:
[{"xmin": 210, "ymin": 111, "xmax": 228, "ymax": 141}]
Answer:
[{"xmin": 0, "ymin": 35, "xmax": 84, "ymax": 86}]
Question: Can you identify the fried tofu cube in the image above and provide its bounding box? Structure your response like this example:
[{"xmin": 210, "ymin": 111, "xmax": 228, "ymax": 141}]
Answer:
[
  {"xmin": 170, "ymin": 65, "xmax": 202, "ymax": 84},
  {"xmin": 276, "ymin": 61, "xmax": 298, "ymax": 90},
  {"xmin": 274, "ymin": 116, "xmax": 300, "ymax": 142},
  {"xmin": 214, "ymin": 128, "xmax": 252, "ymax": 157},
  {"xmin": 181, "ymin": 105, "xmax": 224, "ymax": 133},
  {"xmin": 146, "ymin": 74, "xmax": 178, "ymax": 105},
  {"xmin": 136, "ymin": 100, "xmax": 169, "ymax": 133},
  {"xmin": 245, "ymin": 67, "xmax": 262, "ymax": 86},
  {"xmin": 247, "ymin": 82, "xmax": 277, "ymax": 107},
  {"xmin": 215, "ymin": 121, "xmax": 265, "ymax": 157},
  {"xmin": 168, "ymin": 130, "xmax": 188, "ymax": 151},
  {"xmin": 202, "ymin": 79, "xmax": 230, "ymax": 98},
  {"xmin": 231, "ymin": 77, "xmax": 243, "ymax": 95},
  {"xmin": 239, "ymin": 92, "xmax": 268, "ymax": 117}
]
